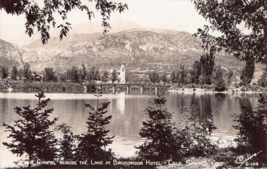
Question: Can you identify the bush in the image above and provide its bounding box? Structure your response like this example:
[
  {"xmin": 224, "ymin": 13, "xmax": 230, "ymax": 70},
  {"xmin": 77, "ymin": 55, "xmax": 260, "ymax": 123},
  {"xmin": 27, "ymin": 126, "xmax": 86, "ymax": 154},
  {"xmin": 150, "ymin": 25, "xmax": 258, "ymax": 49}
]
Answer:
[
  {"xmin": 136, "ymin": 96, "xmax": 218, "ymax": 163},
  {"xmin": 233, "ymin": 94, "xmax": 267, "ymax": 164}
]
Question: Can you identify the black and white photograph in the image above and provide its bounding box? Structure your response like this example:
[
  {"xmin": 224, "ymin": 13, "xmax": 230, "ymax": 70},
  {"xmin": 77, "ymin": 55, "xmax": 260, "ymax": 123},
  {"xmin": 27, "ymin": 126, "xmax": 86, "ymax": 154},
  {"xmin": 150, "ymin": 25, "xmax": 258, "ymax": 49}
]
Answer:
[{"xmin": 0, "ymin": 0, "xmax": 266, "ymax": 168}]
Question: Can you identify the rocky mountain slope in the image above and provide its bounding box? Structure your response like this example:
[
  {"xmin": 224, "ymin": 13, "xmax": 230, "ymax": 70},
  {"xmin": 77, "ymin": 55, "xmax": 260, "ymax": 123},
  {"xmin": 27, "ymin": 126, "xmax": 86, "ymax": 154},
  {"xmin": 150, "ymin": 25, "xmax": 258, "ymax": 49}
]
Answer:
[{"xmin": 0, "ymin": 26, "xmax": 263, "ymax": 77}]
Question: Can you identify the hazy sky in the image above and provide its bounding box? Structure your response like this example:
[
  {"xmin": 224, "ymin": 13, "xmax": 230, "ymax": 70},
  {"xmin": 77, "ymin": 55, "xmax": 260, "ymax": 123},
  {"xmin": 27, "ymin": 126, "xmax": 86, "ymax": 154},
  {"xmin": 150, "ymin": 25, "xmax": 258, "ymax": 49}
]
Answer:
[{"xmin": 0, "ymin": 0, "xmax": 215, "ymax": 42}]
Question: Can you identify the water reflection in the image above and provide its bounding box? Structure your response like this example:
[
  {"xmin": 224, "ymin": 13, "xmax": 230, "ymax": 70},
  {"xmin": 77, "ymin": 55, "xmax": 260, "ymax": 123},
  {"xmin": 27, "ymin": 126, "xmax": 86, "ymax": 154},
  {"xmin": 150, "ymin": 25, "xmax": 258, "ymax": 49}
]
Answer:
[{"xmin": 0, "ymin": 92, "xmax": 261, "ymax": 168}]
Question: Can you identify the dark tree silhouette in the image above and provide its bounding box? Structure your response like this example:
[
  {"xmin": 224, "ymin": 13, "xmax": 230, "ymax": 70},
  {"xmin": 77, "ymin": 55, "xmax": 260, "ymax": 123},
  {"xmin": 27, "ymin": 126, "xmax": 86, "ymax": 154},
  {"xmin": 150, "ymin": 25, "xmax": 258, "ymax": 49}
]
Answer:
[
  {"xmin": 77, "ymin": 93, "xmax": 114, "ymax": 162},
  {"xmin": 149, "ymin": 71, "xmax": 160, "ymax": 83},
  {"xmin": 240, "ymin": 57, "xmax": 255, "ymax": 85},
  {"xmin": 233, "ymin": 94, "xmax": 267, "ymax": 164},
  {"xmin": 2, "ymin": 92, "xmax": 58, "ymax": 168},
  {"xmin": 136, "ymin": 96, "xmax": 178, "ymax": 162},
  {"xmin": 11, "ymin": 65, "xmax": 18, "ymax": 80},
  {"xmin": 193, "ymin": 0, "xmax": 266, "ymax": 65}
]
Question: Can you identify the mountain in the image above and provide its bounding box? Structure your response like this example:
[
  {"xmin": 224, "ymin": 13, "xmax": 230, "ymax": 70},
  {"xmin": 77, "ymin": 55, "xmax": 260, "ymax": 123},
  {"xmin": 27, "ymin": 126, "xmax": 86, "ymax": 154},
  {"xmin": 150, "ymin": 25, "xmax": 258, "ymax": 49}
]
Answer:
[
  {"xmin": 1, "ymin": 20, "xmax": 144, "ymax": 47},
  {"xmin": 19, "ymin": 29, "xmax": 205, "ymax": 71},
  {"xmin": 1, "ymin": 26, "xmax": 257, "ymax": 75},
  {"xmin": 0, "ymin": 39, "xmax": 24, "ymax": 68}
]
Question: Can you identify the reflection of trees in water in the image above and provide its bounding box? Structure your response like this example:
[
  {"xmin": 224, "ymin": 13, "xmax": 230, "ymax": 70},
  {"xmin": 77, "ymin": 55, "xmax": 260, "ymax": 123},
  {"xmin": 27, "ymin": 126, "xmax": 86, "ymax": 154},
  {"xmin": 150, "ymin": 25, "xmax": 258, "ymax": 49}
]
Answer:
[{"xmin": 239, "ymin": 97, "xmax": 253, "ymax": 114}]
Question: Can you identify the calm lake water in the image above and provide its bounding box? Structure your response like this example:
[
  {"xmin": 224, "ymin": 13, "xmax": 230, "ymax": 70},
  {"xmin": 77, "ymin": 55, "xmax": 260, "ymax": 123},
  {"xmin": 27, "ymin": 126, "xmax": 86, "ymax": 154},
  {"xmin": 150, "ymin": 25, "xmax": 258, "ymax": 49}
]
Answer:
[{"xmin": 0, "ymin": 91, "xmax": 261, "ymax": 168}]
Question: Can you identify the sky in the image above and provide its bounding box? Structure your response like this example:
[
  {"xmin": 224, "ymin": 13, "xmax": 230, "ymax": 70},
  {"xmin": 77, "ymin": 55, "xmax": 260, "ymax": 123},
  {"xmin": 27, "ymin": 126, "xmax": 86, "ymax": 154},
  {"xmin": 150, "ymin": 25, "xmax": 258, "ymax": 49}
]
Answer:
[{"xmin": 0, "ymin": 0, "xmax": 216, "ymax": 44}]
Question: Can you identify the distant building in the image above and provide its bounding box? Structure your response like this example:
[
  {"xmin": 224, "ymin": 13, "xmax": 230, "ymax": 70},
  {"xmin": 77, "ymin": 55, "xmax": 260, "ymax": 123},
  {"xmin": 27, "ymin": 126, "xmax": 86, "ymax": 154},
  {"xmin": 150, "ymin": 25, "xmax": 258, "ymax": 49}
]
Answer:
[{"xmin": 118, "ymin": 64, "xmax": 126, "ymax": 84}]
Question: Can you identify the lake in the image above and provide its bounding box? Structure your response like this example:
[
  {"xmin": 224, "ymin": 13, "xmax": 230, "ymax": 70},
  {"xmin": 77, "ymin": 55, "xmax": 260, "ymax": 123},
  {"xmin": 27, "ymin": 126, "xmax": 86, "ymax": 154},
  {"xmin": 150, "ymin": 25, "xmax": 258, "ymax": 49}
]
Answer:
[{"xmin": 0, "ymin": 91, "xmax": 261, "ymax": 168}]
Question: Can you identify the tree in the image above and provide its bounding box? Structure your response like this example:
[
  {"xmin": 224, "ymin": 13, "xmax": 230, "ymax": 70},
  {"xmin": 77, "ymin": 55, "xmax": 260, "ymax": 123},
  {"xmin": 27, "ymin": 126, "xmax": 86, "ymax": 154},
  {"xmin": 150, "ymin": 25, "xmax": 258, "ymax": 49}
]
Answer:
[
  {"xmin": 54, "ymin": 124, "xmax": 78, "ymax": 161},
  {"xmin": 88, "ymin": 66, "xmax": 100, "ymax": 82},
  {"xmin": 179, "ymin": 65, "xmax": 187, "ymax": 85},
  {"xmin": 101, "ymin": 70, "xmax": 109, "ymax": 83},
  {"xmin": 0, "ymin": 0, "xmax": 128, "ymax": 44},
  {"xmin": 233, "ymin": 94, "xmax": 267, "ymax": 163},
  {"xmin": 77, "ymin": 94, "xmax": 114, "ymax": 162},
  {"xmin": 170, "ymin": 71, "xmax": 177, "ymax": 83},
  {"xmin": 136, "ymin": 96, "xmax": 178, "ymax": 162},
  {"xmin": 18, "ymin": 68, "xmax": 23, "ymax": 80},
  {"xmin": 70, "ymin": 66, "xmax": 79, "ymax": 83},
  {"xmin": 213, "ymin": 65, "xmax": 226, "ymax": 91},
  {"xmin": 192, "ymin": 61, "xmax": 201, "ymax": 84},
  {"xmin": 149, "ymin": 71, "xmax": 160, "ymax": 83},
  {"xmin": 240, "ymin": 57, "xmax": 255, "ymax": 85},
  {"xmin": 193, "ymin": 0, "xmax": 266, "ymax": 65},
  {"xmin": 2, "ymin": 92, "xmax": 58, "ymax": 168},
  {"xmin": 11, "ymin": 65, "xmax": 18, "ymax": 80},
  {"xmin": 44, "ymin": 67, "xmax": 57, "ymax": 82},
  {"xmin": 81, "ymin": 64, "xmax": 87, "ymax": 81},
  {"xmin": 161, "ymin": 73, "xmax": 168, "ymax": 84},
  {"xmin": 258, "ymin": 70, "xmax": 267, "ymax": 87},
  {"xmin": 23, "ymin": 63, "xmax": 31, "ymax": 81},
  {"xmin": 200, "ymin": 50, "xmax": 215, "ymax": 85},
  {"xmin": 111, "ymin": 70, "xmax": 118, "ymax": 84},
  {"xmin": 0, "ymin": 66, "xmax": 9, "ymax": 81},
  {"xmin": 226, "ymin": 69, "xmax": 234, "ymax": 87},
  {"xmin": 59, "ymin": 73, "xmax": 67, "ymax": 82}
]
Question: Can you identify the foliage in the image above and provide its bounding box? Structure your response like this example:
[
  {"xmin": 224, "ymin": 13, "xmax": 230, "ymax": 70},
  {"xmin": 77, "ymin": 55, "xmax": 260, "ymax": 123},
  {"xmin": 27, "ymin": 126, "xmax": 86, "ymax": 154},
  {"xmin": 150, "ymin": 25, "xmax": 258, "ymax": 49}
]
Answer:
[
  {"xmin": 23, "ymin": 63, "xmax": 31, "ymax": 81},
  {"xmin": 0, "ymin": 0, "xmax": 128, "ymax": 44},
  {"xmin": 177, "ymin": 105, "xmax": 218, "ymax": 157},
  {"xmin": 170, "ymin": 71, "xmax": 179, "ymax": 84},
  {"xmin": 240, "ymin": 57, "xmax": 255, "ymax": 85},
  {"xmin": 68, "ymin": 66, "xmax": 79, "ymax": 83},
  {"xmin": 11, "ymin": 65, "xmax": 18, "ymax": 80},
  {"xmin": 258, "ymin": 70, "xmax": 267, "ymax": 87},
  {"xmin": 136, "ymin": 96, "xmax": 218, "ymax": 163},
  {"xmin": 88, "ymin": 66, "xmax": 101, "ymax": 82},
  {"xmin": 192, "ymin": 0, "xmax": 266, "ymax": 65},
  {"xmin": 213, "ymin": 65, "xmax": 226, "ymax": 91},
  {"xmin": 200, "ymin": 50, "xmax": 215, "ymax": 85},
  {"xmin": 149, "ymin": 71, "xmax": 160, "ymax": 83},
  {"xmin": 136, "ymin": 96, "xmax": 178, "ymax": 162},
  {"xmin": 225, "ymin": 69, "xmax": 234, "ymax": 87},
  {"xmin": 81, "ymin": 64, "xmax": 87, "ymax": 81},
  {"xmin": 0, "ymin": 65, "xmax": 9, "ymax": 80},
  {"xmin": 233, "ymin": 94, "xmax": 267, "ymax": 163},
  {"xmin": 192, "ymin": 61, "xmax": 202, "ymax": 84},
  {"xmin": 54, "ymin": 123, "xmax": 78, "ymax": 161},
  {"xmin": 2, "ymin": 92, "xmax": 58, "ymax": 168},
  {"xmin": 179, "ymin": 65, "xmax": 186, "ymax": 85},
  {"xmin": 161, "ymin": 73, "xmax": 168, "ymax": 83},
  {"xmin": 111, "ymin": 69, "xmax": 118, "ymax": 83},
  {"xmin": 44, "ymin": 67, "xmax": 57, "ymax": 82},
  {"xmin": 77, "ymin": 95, "xmax": 114, "ymax": 162},
  {"xmin": 18, "ymin": 68, "xmax": 24, "ymax": 80},
  {"xmin": 101, "ymin": 70, "xmax": 110, "ymax": 83}
]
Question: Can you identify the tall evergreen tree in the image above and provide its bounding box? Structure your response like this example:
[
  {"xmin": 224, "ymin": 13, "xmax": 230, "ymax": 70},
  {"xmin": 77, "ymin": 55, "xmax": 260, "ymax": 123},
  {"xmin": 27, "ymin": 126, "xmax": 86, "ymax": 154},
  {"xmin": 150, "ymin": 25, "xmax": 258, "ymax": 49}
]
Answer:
[
  {"xmin": 192, "ymin": 61, "xmax": 201, "ymax": 84},
  {"xmin": 11, "ymin": 65, "xmax": 18, "ymax": 80},
  {"xmin": 240, "ymin": 58, "xmax": 255, "ymax": 85},
  {"xmin": 77, "ymin": 93, "xmax": 114, "ymax": 162},
  {"xmin": 200, "ymin": 49, "xmax": 215, "ymax": 85},
  {"xmin": 136, "ymin": 96, "xmax": 178, "ymax": 162},
  {"xmin": 23, "ymin": 63, "xmax": 31, "ymax": 81},
  {"xmin": 213, "ymin": 65, "xmax": 226, "ymax": 91},
  {"xmin": 2, "ymin": 92, "xmax": 58, "ymax": 168}
]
